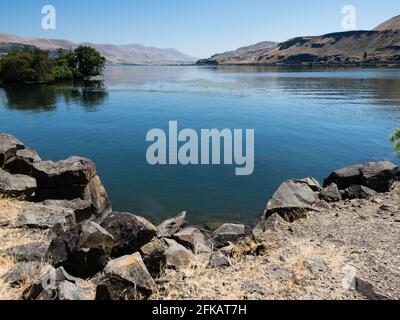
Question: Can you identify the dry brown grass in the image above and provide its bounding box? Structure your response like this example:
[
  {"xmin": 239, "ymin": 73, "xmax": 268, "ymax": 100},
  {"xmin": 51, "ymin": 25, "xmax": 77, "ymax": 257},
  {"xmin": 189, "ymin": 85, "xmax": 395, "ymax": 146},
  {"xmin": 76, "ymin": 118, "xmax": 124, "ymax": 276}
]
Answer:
[
  {"xmin": 0, "ymin": 198, "xmax": 49, "ymax": 300},
  {"xmin": 154, "ymin": 234, "xmax": 356, "ymax": 300}
]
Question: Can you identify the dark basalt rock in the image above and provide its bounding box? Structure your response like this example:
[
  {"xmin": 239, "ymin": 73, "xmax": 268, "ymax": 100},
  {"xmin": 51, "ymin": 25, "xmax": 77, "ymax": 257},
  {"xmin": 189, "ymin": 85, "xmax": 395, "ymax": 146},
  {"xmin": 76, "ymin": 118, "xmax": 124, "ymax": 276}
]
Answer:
[
  {"xmin": 4, "ymin": 148, "xmax": 42, "ymax": 175},
  {"xmin": 46, "ymin": 221, "xmax": 114, "ymax": 278},
  {"xmin": 209, "ymin": 223, "xmax": 247, "ymax": 249},
  {"xmin": 343, "ymin": 185, "xmax": 377, "ymax": 200},
  {"xmin": 0, "ymin": 168, "xmax": 37, "ymax": 200},
  {"xmin": 361, "ymin": 161, "xmax": 398, "ymax": 192},
  {"xmin": 96, "ymin": 253, "xmax": 156, "ymax": 300},
  {"xmin": 100, "ymin": 212, "xmax": 156, "ymax": 258},
  {"xmin": 156, "ymin": 212, "xmax": 187, "ymax": 238},
  {"xmin": 41, "ymin": 199, "xmax": 95, "ymax": 223},
  {"xmin": 324, "ymin": 161, "xmax": 398, "ymax": 192},
  {"xmin": 140, "ymin": 237, "xmax": 167, "ymax": 278},
  {"xmin": 324, "ymin": 164, "xmax": 363, "ymax": 190},
  {"xmin": 258, "ymin": 179, "xmax": 319, "ymax": 224},
  {"xmin": 173, "ymin": 227, "xmax": 209, "ymax": 252},
  {"xmin": 2, "ymin": 262, "xmax": 50, "ymax": 287},
  {"xmin": 319, "ymin": 183, "xmax": 342, "ymax": 202},
  {"xmin": 0, "ymin": 134, "xmax": 25, "ymax": 168},
  {"xmin": 16, "ymin": 203, "xmax": 76, "ymax": 233}
]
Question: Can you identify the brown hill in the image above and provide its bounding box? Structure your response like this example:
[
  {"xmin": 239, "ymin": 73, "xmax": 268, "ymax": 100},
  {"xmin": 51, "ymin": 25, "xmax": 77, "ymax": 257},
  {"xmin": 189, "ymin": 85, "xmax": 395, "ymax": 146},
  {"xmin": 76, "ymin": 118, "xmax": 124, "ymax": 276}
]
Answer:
[
  {"xmin": 375, "ymin": 15, "xmax": 400, "ymax": 31},
  {"xmin": 198, "ymin": 16, "xmax": 400, "ymax": 65}
]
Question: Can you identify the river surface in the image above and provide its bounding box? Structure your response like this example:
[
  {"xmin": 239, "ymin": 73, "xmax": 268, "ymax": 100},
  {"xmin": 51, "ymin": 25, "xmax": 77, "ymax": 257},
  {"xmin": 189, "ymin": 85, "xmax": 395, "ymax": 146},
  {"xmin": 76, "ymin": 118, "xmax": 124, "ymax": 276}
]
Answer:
[{"xmin": 1, "ymin": 66, "xmax": 400, "ymax": 226}]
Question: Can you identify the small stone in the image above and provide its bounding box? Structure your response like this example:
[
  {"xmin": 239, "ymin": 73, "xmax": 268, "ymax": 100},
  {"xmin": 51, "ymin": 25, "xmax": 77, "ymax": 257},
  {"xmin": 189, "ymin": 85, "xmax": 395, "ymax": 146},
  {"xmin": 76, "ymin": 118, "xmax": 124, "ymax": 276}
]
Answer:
[{"xmin": 208, "ymin": 252, "xmax": 231, "ymax": 268}]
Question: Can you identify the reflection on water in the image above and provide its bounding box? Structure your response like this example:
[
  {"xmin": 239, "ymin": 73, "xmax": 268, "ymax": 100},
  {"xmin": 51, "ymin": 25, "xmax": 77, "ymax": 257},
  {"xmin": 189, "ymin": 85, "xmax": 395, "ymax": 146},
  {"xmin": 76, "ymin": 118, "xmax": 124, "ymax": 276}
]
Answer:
[
  {"xmin": 1, "ymin": 66, "xmax": 400, "ymax": 225},
  {"xmin": 0, "ymin": 81, "xmax": 108, "ymax": 112}
]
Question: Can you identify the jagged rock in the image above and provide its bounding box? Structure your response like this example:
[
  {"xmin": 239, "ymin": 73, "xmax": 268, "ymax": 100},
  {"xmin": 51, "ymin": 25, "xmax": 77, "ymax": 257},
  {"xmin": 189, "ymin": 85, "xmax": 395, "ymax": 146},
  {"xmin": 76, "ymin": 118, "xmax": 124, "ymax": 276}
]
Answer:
[
  {"xmin": 58, "ymin": 280, "xmax": 96, "ymax": 300},
  {"xmin": 343, "ymin": 185, "xmax": 377, "ymax": 200},
  {"xmin": 361, "ymin": 161, "xmax": 398, "ymax": 192},
  {"xmin": 208, "ymin": 252, "xmax": 231, "ymax": 268},
  {"xmin": 320, "ymin": 183, "xmax": 341, "ymax": 202},
  {"xmin": 16, "ymin": 203, "xmax": 76, "ymax": 232},
  {"xmin": 83, "ymin": 175, "xmax": 112, "ymax": 217},
  {"xmin": 2, "ymin": 262, "xmax": 49, "ymax": 286},
  {"xmin": 355, "ymin": 277, "xmax": 394, "ymax": 300},
  {"xmin": 253, "ymin": 212, "xmax": 286, "ymax": 235},
  {"xmin": 173, "ymin": 227, "xmax": 209, "ymax": 252},
  {"xmin": 4, "ymin": 148, "xmax": 42, "ymax": 175},
  {"xmin": 4, "ymin": 243, "xmax": 48, "ymax": 262},
  {"xmin": 324, "ymin": 161, "xmax": 398, "ymax": 192},
  {"xmin": 294, "ymin": 177, "xmax": 322, "ymax": 192},
  {"xmin": 46, "ymin": 221, "xmax": 114, "ymax": 278},
  {"xmin": 209, "ymin": 223, "xmax": 247, "ymax": 248},
  {"xmin": 100, "ymin": 212, "xmax": 156, "ymax": 258},
  {"xmin": 258, "ymin": 179, "xmax": 319, "ymax": 223},
  {"xmin": 324, "ymin": 164, "xmax": 363, "ymax": 189},
  {"xmin": 23, "ymin": 266, "xmax": 91, "ymax": 300},
  {"xmin": 41, "ymin": 199, "xmax": 94, "ymax": 223},
  {"xmin": 156, "ymin": 212, "xmax": 187, "ymax": 238},
  {"xmin": 96, "ymin": 252, "xmax": 156, "ymax": 300},
  {"xmin": 0, "ymin": 168, "xmax": 36, "ymax": 200},
  {"xmin": 163, "ymin": 238, "xmax": 193, "ymax": 268},
  {"xmin": 140, "ymin": 237, "xmax": 167, "ymax": 278},
  {"xmin": 0, "ymin": 134, "xmax": 25, "ymax": 168}
]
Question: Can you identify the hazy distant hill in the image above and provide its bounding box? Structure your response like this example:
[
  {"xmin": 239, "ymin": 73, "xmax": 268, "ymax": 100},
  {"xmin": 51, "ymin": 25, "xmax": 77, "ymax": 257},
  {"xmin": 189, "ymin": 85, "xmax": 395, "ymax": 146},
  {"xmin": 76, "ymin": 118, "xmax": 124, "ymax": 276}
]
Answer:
[
  {"xmin": 0, "ymin": 33, "xmax": 196, "ymax": 65},
  {"xmin": 198, "ymin": 15, "xmax": 400, "ymax": 65}
]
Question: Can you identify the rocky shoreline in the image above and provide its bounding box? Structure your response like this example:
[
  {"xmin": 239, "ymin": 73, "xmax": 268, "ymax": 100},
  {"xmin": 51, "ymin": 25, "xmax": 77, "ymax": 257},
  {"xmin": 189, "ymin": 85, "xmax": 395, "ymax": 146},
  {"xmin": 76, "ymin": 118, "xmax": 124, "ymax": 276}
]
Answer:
[{"xmin": 0, "ymin": 133, "xmax": 399, "ymax": 300}]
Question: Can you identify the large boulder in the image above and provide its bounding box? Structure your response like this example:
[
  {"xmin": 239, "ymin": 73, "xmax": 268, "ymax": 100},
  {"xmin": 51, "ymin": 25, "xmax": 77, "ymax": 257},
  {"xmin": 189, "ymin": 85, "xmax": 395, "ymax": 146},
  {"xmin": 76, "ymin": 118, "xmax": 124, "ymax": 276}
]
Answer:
[
  {"xmin": 31, "ymin": 157, "xmax": 111, "ymax": 215},
  {"xmin": 156, "ymin": 212, "xmax": 187, "ymax": 238},
  {"xmin": 96, "ymin": 252, "xmax": 156, "ymax": 300},
  {"xmin": 58, "ymin": 281, "xmax": 96, "ymax": 300},
  {"xmin": 324, "ymin": 161, "xmax": 398, "ymax": 192},
  {"xmin": 16, "ymin": 203, "xmax": 76, "ymax": 233},
  {"xmin": 361, "ymin": 161, "xmax": 398, "ymax": 192},
  {"xmin": 261, "ymin": 179, "xmax": 319, "ymax": 223},
  {"xmin": 0, "ymin": 168, "xmax": 36, "ymax": 200},
  {"xmin": 100, "ymin": 212, "xmax": 156, "ymax": 258},
  {"xmin": 324, "ymin": 164, "xmax": 363, "ymax": 190},
  {"xmin": 41, "ymin": 199, "xmax": 95, "ymax": 223},
  {"xmin": 46, "ymin": 221, "xmax": 114, "ymax": 278},
  {"xmin": 140, "ymin": 238, "xmax": 167, "ymax": 278},
  {"xmin": 208, "ymin": 223, "xmax": 247, "ymax": 249},
  {"xmin": 0, "ymin": 134, "xmax": 25, "ymax": 168},
  {"xmin": 4, "ymin": 148, "xmax": 42, "ymax": 175}
]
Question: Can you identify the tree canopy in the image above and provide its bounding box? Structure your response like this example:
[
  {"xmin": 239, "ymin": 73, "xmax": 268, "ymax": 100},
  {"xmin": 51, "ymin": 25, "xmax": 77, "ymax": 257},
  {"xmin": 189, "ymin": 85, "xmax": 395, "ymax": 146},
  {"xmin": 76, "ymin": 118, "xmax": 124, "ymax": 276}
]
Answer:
[{"xmin": 0, "ymin": 45, "xmax": 106, "ymax": 84}]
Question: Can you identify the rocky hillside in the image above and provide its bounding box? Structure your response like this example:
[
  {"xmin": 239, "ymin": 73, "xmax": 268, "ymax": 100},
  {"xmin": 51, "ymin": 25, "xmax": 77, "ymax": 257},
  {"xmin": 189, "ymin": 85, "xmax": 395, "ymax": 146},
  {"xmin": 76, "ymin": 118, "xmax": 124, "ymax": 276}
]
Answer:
[
  {"xmin": 0, "ymin": 134, "xmax": 399, "ymax": 300},
  {"xmin": 198, "ymin": 15, "xmax": 400, "ymax": 65},
  {"xmin": 375, "ymin": 15, "xmax": 400, "ymax": 31},
  {"xmin": 0, "ymin": 33, "xmax": 195, "ymax": 65}
]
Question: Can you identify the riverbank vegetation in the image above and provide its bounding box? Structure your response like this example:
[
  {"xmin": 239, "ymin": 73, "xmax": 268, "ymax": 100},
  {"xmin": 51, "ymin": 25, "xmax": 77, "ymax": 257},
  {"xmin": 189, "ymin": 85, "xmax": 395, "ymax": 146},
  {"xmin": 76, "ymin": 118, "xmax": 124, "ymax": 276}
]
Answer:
[{"xmin": 0, "ymin": 46, "xmax": 106, "ymax": 85}]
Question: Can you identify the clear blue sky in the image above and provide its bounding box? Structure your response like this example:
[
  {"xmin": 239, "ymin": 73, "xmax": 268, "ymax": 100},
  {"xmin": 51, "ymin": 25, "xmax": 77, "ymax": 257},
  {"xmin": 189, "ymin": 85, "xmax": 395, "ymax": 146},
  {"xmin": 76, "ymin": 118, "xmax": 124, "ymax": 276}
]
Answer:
[{"xmin": 0, "ymin": 0, "xmax": 398, "ymax": 58}]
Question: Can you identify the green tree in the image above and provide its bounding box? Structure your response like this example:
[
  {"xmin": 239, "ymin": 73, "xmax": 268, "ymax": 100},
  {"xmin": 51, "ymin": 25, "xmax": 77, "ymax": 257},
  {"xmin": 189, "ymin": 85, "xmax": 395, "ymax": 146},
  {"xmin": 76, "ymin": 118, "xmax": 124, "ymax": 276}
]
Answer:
[
  {"xmin": 390, "ymin": 127, "xmax": 400, "ymax": 154},
  {"xmin": 70, "ymin": 46, "xmax": 106, "ymax": 80}
]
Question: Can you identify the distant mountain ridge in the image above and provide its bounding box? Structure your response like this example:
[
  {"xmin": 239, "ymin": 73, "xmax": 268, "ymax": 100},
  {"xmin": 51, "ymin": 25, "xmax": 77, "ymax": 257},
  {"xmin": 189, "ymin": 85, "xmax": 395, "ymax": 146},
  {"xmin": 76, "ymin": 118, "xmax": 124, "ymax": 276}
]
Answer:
[
  {"xmin": 0, "ymin": 33, "xmax": 196, "ymax": 65},
  {"xmin": 198, "ymin": 15, "xmax": 400, "ymax": 65}
]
